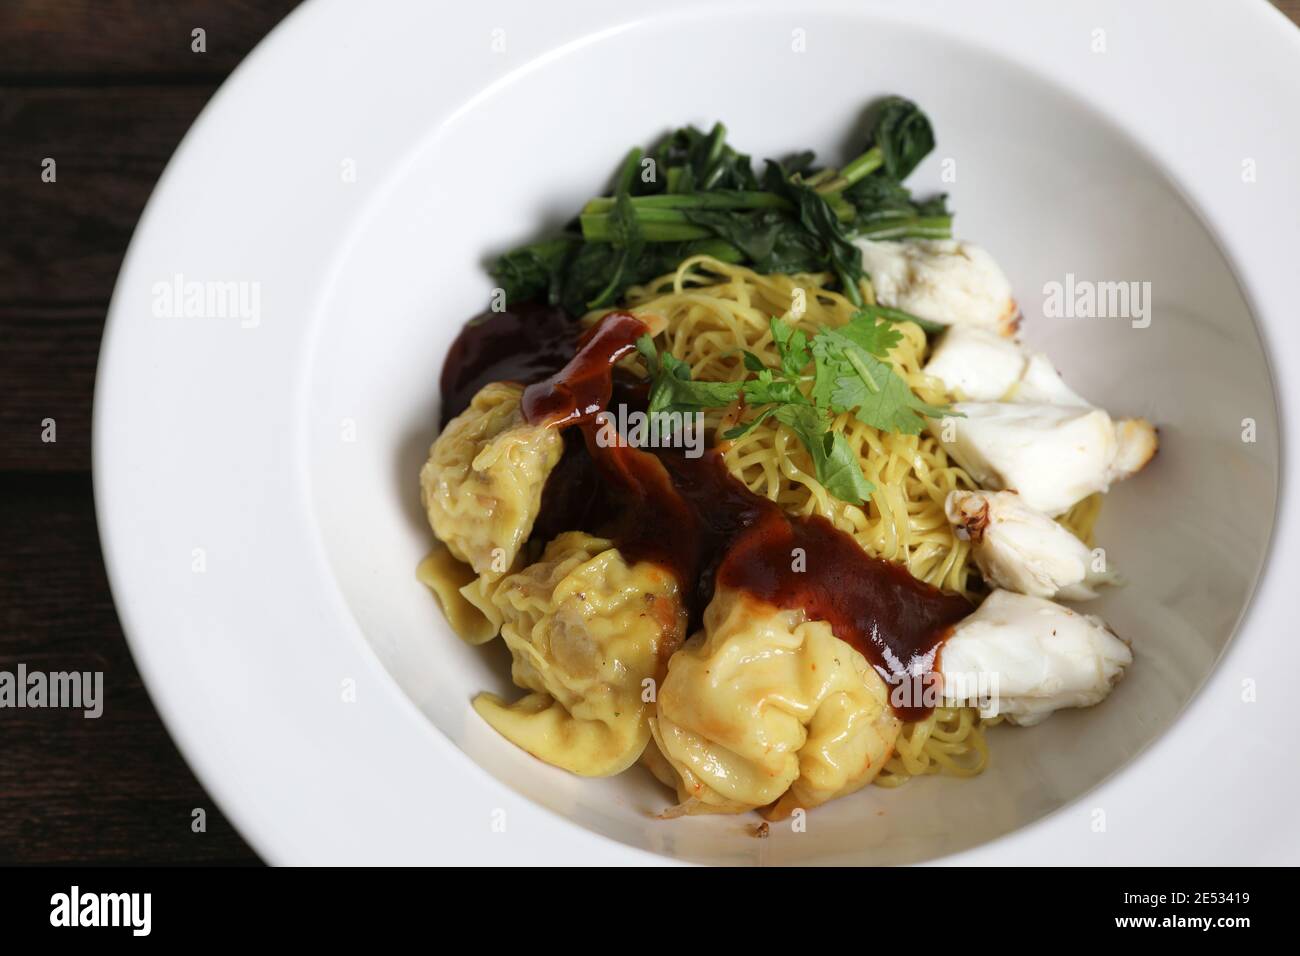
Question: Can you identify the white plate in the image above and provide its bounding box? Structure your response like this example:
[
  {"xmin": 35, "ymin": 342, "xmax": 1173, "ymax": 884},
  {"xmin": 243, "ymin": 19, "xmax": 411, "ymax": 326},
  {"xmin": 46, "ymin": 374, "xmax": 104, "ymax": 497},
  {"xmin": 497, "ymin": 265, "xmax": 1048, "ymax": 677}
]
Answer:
[{"xmin": 95, "ymin": 0, "xmax": 1300, "ymax": 865}]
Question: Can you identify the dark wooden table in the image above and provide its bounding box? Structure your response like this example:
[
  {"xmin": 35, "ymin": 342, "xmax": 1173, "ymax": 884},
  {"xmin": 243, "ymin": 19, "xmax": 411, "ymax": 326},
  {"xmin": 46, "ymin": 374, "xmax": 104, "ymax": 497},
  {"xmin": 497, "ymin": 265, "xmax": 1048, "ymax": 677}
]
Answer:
[{"xmin": 2, "ymin": 0, "xmax": 1298, "ymax": 866}]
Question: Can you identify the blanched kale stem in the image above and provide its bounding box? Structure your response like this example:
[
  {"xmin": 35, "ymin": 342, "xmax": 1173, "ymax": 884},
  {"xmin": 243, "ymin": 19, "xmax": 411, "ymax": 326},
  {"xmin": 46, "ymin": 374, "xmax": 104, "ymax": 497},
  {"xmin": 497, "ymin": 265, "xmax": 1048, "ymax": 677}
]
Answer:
[
  {"xmin": 580, "ymin": 210, "xmax": 950, "ymax": 243},
  {"xmin": 855, "ymin": 216, "xmax": 951, "ymax": 240},
  {"xmin": 813, "ymin": 146, "xmax": 883, "ymax": 197}
]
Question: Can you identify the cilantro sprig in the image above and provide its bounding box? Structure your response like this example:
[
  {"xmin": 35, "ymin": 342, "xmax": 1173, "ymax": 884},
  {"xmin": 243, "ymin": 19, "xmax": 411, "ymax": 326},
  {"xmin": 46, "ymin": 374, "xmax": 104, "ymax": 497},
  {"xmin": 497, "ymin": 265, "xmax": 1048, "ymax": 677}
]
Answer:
[
  {"xmin": 635, "ymin": 309, "xmax": 956, "ymax": 506},
  {"xmin": 811, "ymin": 312, "xmax": 952, "ymax": 434},
  {"xmin": 634, "ymin": 336, "xmax": 743, "ymax": 416}
]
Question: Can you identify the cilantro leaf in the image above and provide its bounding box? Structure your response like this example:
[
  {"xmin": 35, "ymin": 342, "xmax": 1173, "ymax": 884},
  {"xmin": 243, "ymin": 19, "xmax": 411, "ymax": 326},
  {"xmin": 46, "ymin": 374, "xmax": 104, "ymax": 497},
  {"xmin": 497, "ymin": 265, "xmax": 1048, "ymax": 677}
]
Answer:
[
  {"xmin": 831, "ymin": 311, "xmax": 903, "ymax": 356},
  {"xmin": 742, "ymin": 368, "xmax": 805, "ymax": 407},
  {"xmin": 722, "ymin": 405, "xmax": 777, "ymax": 441},
  {"xmin": 772, "ymin": 405, "xmax": 874, "ymax": 505},
  {"xmin": 769, "ymin": 316, "xmax": 811, "ymax": 377},
  {"xmin": 636, "ymin": 335, "xmax": 742, "ymax": 415},
  {"xmin": 635, "ymin": 326, "xmax": 959, "ymax": 507},
  {"xmin": 811, "ymin": 323, "xmax": 952, "ymax": 434}
]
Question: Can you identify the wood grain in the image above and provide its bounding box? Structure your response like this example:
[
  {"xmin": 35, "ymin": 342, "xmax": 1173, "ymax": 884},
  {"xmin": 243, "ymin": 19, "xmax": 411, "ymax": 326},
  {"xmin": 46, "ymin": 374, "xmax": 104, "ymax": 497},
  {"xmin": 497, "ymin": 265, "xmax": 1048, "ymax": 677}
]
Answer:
[
  {"xmin": 0, "ymin": 1, "xmax": 301, "ymax": 80},
  {"xmin": 0, "ymin": 306, "xmax": 99, "ymax": 472},
  {"xmin": 0, "ymin": 86, "xmax": 214, "ymax": 306}
]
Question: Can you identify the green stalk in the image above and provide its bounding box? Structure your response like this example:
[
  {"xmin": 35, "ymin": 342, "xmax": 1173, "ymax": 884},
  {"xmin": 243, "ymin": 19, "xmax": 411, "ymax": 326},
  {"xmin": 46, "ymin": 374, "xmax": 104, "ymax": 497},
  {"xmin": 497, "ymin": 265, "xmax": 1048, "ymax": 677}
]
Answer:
[
  {"xmin": 824, "ymin": 194, "xmax": 856, "ymax": 222},
  {"xmin": 837, "ymin": 146, "xmax": 884, "ymax": 190},
  {"xmin": 583, "ymin": 191, "xmax": 851, "ymax": 226},
  {"xmin": 815, "ymin": 146, "xmax": 884, "ymax": 197},
  {"xmin": 580, "ymin": 211, "xmax": 712, "ymax": 242},
  {"xmin": 700, "ymin": 122, "xmax": 729, "ymax": 189},
  {"xmin": 683, "ymin": 238, "xmax": 745, "ymax": 262},
  {"xmin": 801, "ymin": 168, "xmax": 837, "ymax": 189},
  {"xmin": 840, "ymin": 271, "xmax": 865, "ymax": 306},
  {"xmin": 615, "ymin": 147, "xmax": 642, "ymax": 194},
  {"xmin": 581, "ymin": 191, "xmax": 791, "ymax": 215},
  {"xmin": 853, "ymin": 216, "xmax": 952, "ymax": 240}
]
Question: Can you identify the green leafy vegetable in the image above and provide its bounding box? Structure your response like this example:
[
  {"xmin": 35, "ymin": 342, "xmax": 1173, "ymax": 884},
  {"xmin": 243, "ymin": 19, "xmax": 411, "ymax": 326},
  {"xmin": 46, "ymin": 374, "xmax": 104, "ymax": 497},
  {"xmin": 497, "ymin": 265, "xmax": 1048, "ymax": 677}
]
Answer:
[
  {"xmin": 869, "ymin": 96, "xmax": 937, "ymax": 180},
  {"xmin": 762, "ymin": 162, "xmax": 867, "ymax": 305},
  {"xmin": 491, "ymin": 236, "xmax": 579, "ymax": 308},
  {"xmin": 490, "ymin": 97, "xmax": 952, "ymax": 314}
]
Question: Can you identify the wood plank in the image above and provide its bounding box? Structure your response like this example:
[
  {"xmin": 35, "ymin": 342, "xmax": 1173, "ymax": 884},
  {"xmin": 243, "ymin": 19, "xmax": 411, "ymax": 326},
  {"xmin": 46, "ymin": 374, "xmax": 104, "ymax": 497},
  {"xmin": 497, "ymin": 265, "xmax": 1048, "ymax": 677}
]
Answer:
[
  {"xmin": 0, "ymin": 473, "xmax": 258, "ymax": 863},
  {"xmin": 0, "ymin": 0, "xmax": 302, "ymax": 80},
  {"xmin": 0, "ymin": 0, "xmax": 1290, "ymax": 83},
  {"xmin": 0, "ymin": 304, "xmax": 100, "ymax": 472},
  {"xmin": 0, "ymin": 86, "xmax": 216, "ymax": 306}
]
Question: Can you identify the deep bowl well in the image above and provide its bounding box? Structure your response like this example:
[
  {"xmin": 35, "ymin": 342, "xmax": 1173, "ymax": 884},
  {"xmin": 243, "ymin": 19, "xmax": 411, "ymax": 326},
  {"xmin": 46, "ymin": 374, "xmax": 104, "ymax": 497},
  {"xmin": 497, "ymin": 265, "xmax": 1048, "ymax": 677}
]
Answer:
[{"xmin": 301, "ymin": 11, "xmax": 1278, "ymax": 864}]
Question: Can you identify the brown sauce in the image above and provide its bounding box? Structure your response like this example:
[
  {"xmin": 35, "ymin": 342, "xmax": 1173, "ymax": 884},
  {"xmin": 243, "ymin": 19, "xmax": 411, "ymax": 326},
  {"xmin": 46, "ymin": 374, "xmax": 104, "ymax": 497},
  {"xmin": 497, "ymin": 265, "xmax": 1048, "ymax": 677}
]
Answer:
[
  {"xmin": 438, "ymin": 302, "xmax": 578, "ymax": 425},
  {"xmin": 521, "ymin": 312, "xmax": 647, "ymax": 427},
  {"xmin": 442, "ymin": 307, "xmax": 971, "ymax": 717}
]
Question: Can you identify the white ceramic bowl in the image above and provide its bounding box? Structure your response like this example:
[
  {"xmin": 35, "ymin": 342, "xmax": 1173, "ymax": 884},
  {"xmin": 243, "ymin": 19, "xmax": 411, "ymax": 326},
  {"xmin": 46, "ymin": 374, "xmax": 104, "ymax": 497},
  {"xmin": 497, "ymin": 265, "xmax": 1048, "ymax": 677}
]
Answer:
[{"xmin": 95, "ymin": 0, "xmax": 1300, "ymax": 864}]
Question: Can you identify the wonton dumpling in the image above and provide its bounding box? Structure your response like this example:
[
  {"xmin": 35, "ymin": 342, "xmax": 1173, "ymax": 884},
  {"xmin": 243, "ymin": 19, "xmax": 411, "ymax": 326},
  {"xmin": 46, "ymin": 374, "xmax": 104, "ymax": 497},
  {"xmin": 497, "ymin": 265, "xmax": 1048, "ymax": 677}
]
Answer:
[
  {"xmin": 420, "ymin": 381, "xmax": 563, "ymax": 576},
  {"xmin": 651, "ymin": 587, "xmax": 901, "ymax": 817},
  {"xmin": 416, "ymin": 545, "xmax": 500, "ymax": 645},
  {"xmin": 473, "ymin": 532, "xmax": 687, "ymax": 777}
]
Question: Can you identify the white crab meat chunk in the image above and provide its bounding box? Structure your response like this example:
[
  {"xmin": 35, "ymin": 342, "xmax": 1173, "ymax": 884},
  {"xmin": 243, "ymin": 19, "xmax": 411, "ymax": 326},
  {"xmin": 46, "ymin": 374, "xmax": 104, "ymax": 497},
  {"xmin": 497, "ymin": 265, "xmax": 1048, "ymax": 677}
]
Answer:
[
  {"xmin": 923, "ymin": 325, "xmax": 1089, "ymax": 406},
  {"xmin": 1011, "ymin": 352, "xmax": 1091, "ymax": 407},
  {"xmin": 938, "ymin": 589, "xmax": 1132, "ymax": 726},
  {"xmin": 855, "ymin": 238, "xmax": 1018, "ymax": 336},
  {"xmin": 929, "ymin": 402, "xmax": 1157, "ymax": 516},
  {"xmin": 945, "ymin": 490, "xmax": 1116, "ymax": 600}
]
